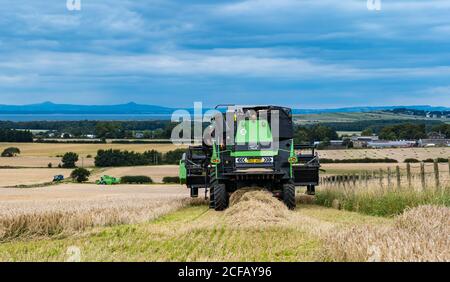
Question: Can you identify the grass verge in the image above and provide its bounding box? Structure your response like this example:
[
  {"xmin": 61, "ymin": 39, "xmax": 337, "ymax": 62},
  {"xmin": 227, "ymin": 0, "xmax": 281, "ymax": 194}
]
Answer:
[{"xmin": 315, "ymin": 189, "xmax": 450, "ymax": 217}]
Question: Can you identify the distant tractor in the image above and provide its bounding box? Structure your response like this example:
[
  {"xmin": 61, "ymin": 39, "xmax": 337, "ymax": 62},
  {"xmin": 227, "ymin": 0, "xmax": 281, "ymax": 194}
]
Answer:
[
  {"xmin": 179, "ymin": 105, "xmax": 320, "ymax": 211},
  {"xmin": 53, "ymin": 175, "xmax": 64, "ymax": 182},
  {"xmin": 96, "ymin": 175, "xmax": 121, "ymax": 185}
]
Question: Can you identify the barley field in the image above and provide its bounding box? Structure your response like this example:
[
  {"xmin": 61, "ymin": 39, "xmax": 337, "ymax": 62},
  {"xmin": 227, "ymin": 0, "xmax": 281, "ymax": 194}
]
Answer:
[
  {"xmin": 0, "ymin": 143, "xmax": 183, "ymax": 157},
  {"xmin": 318, "ymin": 147, "xmax": 450, "ymax": 162},
  {"xmin": 0, "ymin": 165, "xmax": 178, "ymax": 187},
  {"xmin": 0, "ymin": 184, "xmax": 189, "ymax": 242},
  {"xmin": 0, "ymin": 142, "xmax": 184, "ymax": 168},
  {"xmin": 321, "ymin": 162, "xmax": 450, "ymax": 176},
  {"xmin": 0, "ymin": 156, "xmax": 77, "ymax": 168},
  {"xmin": 0, "ymin": 168, "xmax": 72, "ymax": 187}
]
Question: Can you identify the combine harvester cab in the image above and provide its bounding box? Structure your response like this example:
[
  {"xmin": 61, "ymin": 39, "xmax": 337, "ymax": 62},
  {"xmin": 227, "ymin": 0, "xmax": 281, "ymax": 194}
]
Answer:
[{"xmin": 179, "ymin": 105, "xmax": 320, "ymax": 211}]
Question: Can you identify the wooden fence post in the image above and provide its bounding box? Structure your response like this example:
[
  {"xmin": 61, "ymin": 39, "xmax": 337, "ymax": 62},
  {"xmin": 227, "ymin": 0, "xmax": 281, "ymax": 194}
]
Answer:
[
  {"xmin": 448, "ymin": 158, "xmax": 450, "ymax": 177},
  {"xmin": 406, "ymin": 162, "xmax": 412, "ymax": 189},
  {"xmin": 434, "ymin": 160, "xmax": 440, "ymax": 191},
  {"xmin": 420, "ymin": 162, "xmax": 426, "ymax": 191},
  {"xmin": 396, "ymin": 165, "xmax": 401, "ymax": 190},
  {"xmin": 379, "ymin": 169, "xmax": 384, "ymax": 188},
  {"xmin": 387, "ymin": 167, "xmax": 392, "ymax": 189}
]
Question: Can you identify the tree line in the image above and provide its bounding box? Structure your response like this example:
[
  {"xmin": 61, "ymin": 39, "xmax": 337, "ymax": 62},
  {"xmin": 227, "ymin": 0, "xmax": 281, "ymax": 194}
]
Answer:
[
  {"xmin": 431, "ymin": 124, "xmax": 450, "ymax": 138},
  {"xmin": 294, "ymin": 125, "xmax": 338, "ymax": 144},
  {"xmin": 94, "ymin": 148, "xmax": 185, "ymax": 167},
  {"xmin": 1, "ymin": 119, "xmax": 448, "ymax": 144},
  {"xmin": 364, "ymin": 123, "xmax": 450, "ymax": 140},
  {"xmin": 0, "ymin": 129, "xmax": 33, "ymax": 142},
  {"xmin": 0, "ymin": 120, "xmax": 173, "ymax": 139}
]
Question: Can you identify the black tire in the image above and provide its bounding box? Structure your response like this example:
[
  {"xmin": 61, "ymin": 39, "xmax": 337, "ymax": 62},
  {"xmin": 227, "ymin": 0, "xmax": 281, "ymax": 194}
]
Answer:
[
  {"xmin": 213, "ymin": 183, "xmax": 228, "ymax": 211},
  {"xmin": 282, "ymin": 183, "xmax": 296, "ymax": 210},
  {"xmin": 190, "ymin": 187, "xmax": 199, "ymax": 198},
  {"xmin": 209, "ymin": 187, "xmax": 215, "ymax": 208},
  {"xmin": 306, "ymin": 185, "xmax": 316, "ymax": 195}
]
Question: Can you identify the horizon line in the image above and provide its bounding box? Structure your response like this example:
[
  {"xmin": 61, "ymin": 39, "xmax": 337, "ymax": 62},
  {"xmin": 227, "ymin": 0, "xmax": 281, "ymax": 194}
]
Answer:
[{"xmin": 0, "ymin": 101, "xmax": 448, "ymax": 110}]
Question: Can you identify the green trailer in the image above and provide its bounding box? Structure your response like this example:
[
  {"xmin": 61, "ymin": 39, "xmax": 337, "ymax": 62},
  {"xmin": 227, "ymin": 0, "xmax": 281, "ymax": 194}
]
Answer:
[{"xmin": 96, "ymin": 175, "xmax": 121, "ymax": 185}]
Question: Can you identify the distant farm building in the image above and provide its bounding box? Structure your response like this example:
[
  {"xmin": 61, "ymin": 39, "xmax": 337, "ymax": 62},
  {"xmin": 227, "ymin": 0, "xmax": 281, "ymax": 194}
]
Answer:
[
  {"xmin": 134, "ymin": 132, "xmax": 145, "ymax": 139},
  {"xmin": 351, "ymin": 135, "xmax": 379, "ymax": 148},
  {"xmin": 367, "ymin": 140, "xmax": 416, "ymax": 148},
  {"xmin": 419, "ymin": 132, "xmax": 450, "ymax": 147},
  {"xmin": 329, "ymin": 140, "xmax": 345, "ymax": 149}
]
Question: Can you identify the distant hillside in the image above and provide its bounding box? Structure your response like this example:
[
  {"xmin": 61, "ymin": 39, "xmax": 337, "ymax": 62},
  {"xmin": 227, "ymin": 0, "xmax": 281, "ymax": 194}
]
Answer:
[
  {"xmin": 291, "ymin": 105, "xmax": 450, "ymax": 114},
  {"xmin": 386, "ymin": 108, "xmax": 450, "ymax": 119},
  {"xmin": 0, "ymin": 102, "xmax": 448, "ymax": 115},
  {"xmin": 0, "ymin": 102, "xmax": 174, "ymax": 114}
]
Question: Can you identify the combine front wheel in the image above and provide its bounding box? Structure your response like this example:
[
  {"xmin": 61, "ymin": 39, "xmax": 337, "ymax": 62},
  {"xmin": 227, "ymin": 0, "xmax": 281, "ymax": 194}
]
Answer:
[
  {"xmin": 282, "ymin": 183, "xmax": 296, "ymax": 210},
  {"xmin": 213, "ymin": 183, "xmax": 228, "ymax": 211}
]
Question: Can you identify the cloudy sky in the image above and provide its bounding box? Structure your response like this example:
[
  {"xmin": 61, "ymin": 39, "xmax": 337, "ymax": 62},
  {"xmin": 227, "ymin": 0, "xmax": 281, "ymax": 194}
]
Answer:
[{"xmin": 1, "ymin": 0, "xmax": 450, "ymax": 108}]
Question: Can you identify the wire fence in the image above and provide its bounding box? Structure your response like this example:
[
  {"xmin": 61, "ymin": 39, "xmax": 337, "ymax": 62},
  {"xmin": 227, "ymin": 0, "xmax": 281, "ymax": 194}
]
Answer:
[{"xmin": 319, "ymin": 159, "xmax": 450, "ymax": 193}]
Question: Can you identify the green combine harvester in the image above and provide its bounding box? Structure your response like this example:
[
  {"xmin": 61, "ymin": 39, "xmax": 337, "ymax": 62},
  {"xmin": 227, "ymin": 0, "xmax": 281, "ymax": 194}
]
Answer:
[
  {"xmin": 179, "ymin": 105, "xmax": 320, "ymax": 211},
  {"xmin": 96, "ymin": 175, "xmax": 121, "ymax": 185}
]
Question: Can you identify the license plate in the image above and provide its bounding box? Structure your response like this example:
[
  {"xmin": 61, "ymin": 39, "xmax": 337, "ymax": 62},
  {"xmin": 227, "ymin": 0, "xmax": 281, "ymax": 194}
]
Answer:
[
  {"xmin": 235, "ymin": 157, "xmax": 273, "ymax": 164},
  {"xmin": 247, "ymin": 158, "xmax": 263, "ymax": 163}
]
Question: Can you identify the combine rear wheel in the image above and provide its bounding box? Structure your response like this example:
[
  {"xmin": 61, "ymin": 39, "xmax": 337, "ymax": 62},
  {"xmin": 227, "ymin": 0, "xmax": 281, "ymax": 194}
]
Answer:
[
  {"xmin": 282, "ymin": 183, "xmax": 296, "ymax": 210},
  {"xmin": 213, "ymin": 183, "xmax": 228, "ymax": 211}
]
